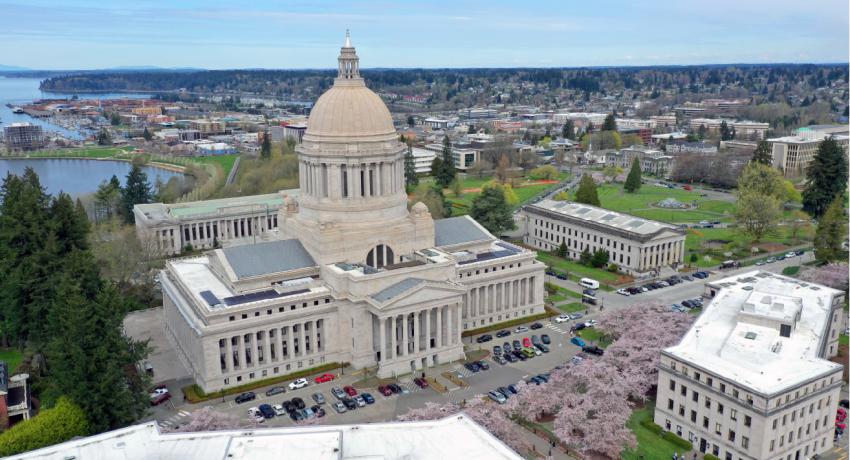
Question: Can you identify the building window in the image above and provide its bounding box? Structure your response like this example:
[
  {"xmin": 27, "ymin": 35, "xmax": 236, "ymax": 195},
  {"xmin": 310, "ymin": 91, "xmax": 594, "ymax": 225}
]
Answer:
[
  {"xmin": 670, "ymin": 380, "xmax": 676, "ymax": 391},
  {"xmin": 730, "ymin": 409, "xmax": 737, "ymax": 421},
  {"xmin": 718, "ymin": 403, "xmax": 724, "ymax": 414},
  {"xmin": 692, "ymin": 391, "xmax": 699, "ymax": 402},
  {"xmin": 668, "ymin": 399, "xmax": 674, "ymax": 410},
  {"xmin": 744, "ymin": 415, "xmax": 751, "ymax": 427}
]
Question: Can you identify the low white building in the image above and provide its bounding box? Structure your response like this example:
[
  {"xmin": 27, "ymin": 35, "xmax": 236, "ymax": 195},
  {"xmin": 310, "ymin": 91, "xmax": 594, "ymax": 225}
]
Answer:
[
  {"xmin": 767, "ymin": 125, "xmax": 850, "ymax": 178},
  {"xmin": 411, "ymin": 146, "xmax": 437, "ymax": 174},
  {"xmin": 9, "ymin": 414, "xmax": 523, "ymax": 460},
  {"xmin": 521, "ymin": 199, "xmax": 686, "ymax": 276},
  {"xmin": 655, "ymin": 271, "xmax": 845, "ymax": 460}
]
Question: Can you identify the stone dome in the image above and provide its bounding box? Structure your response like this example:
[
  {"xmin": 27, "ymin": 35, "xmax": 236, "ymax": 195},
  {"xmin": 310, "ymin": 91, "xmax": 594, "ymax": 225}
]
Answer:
[{"xmin": 305, "ymin": 83, "xmax": 396, "ymax": 140}]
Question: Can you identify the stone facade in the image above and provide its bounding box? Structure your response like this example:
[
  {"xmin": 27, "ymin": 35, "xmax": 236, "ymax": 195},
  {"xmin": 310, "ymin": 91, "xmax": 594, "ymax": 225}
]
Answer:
[{"xmin": 159, "ymin": 34, "xmax": 545, "ymax": 392}]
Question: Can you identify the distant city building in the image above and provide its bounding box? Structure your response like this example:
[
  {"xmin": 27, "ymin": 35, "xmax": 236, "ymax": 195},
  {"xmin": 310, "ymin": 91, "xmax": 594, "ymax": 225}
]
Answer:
[
  {"xmin": 424, "ymin": 142, "xmax": 478, "ymax": 171},
  {"xmin": 521, "ymin": 199, "xmax": 686, "ymax": 276},
  {"xmin": 616, "ymin": 118, "xmax": 656, "ymax": 130},
  {"xmin": 411, "ymin": 146, "xmax": 437, "ymax": 174},
  {"xmin": 424, "ymin": 117, "xmax": 451, "ymax": 130},
  {"xmin": 191, "ymin": 119, "xmax": 227, "ymax": 135},
  {"xmin": 12, "ymin": 414, "xmax": 523, "ymax": 460},
  {"xmin": 458, "ymin": 107, "xmax": 498, "ymax": 119},
  {"xmin": 649, "ymin": 114, "xmax": 678, "ymax": 131},
  {"xmin": 607, "ymin": 146, "xmax": 675, "ymax": 177},
  {"xmin": 767, "ymin": 125, "xmax": 850, "ymax": 177},
  {"xmin": 197, "ymin": 142, "xmax": 236, "ymax": 155},
  {"xmin": 655, "ymin": 270, "xmax": 845, "ymax": 460},
  {"xmin": 667, "ymin": 140, "xmax": 718, "ymax": 154},
  {"xmin": 688, "ymin": 118, "xmax": 769, "ymax": 140},
  {"xmin": 3, "ymin": 123, "xmax": 44, "ymax": 151},
  {"xmin": 134, "ymin": 192, "xmax": 290, "ymax": 255}
]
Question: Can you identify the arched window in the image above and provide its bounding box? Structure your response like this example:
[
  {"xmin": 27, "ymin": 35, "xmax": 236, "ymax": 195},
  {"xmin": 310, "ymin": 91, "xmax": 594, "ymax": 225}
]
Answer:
[{"xmin": 366, "ymin": 244, "xmax": 395, "ymax": 269}]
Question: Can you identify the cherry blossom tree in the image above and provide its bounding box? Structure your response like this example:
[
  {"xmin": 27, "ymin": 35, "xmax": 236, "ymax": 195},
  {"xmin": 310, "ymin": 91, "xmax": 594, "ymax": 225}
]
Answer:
[{"xmin": 798, "ymin": 263, "xmax": 849, "ymax": 291}]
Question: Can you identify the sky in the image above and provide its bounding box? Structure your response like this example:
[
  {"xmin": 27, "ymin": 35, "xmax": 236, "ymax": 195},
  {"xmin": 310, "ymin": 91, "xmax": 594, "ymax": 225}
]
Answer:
[{"xmin": 1, "ymin": 0, "xmax": 848, "ymax": 70}]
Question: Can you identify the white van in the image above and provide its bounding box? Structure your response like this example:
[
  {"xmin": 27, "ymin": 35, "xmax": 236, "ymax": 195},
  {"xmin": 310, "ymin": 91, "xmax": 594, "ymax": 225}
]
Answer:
[{"xmin": 579, "ymin": 278, "xmax": 599, "ymax": 290}]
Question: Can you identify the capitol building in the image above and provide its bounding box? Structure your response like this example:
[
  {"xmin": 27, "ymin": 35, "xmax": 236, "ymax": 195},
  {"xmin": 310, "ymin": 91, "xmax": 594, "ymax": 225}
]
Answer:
[{"xmin": 155, "ymin": 34, "xmax": 545, "ymax": 392}]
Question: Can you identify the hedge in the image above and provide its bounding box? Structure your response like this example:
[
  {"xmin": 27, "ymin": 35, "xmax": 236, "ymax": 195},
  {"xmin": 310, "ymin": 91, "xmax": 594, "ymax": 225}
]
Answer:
[
  {"xmin": 661, "ymin": 431, "xmax": 694, "ymax": 450},
  {"xmin": 182, "ymin": 362, "xmax": 347, "ymax": 403},
  {"xmin": 461, "ymin": 308, "xmax": 558, "ymax": 338},
  {"xmin": 639, "ymin": 417, "xmax": 663, "ymax": 435},
  {"xmin": 704, "ymin": 455, "xmax": 721, "ymax": 460},
  {"xmin": 0, "ymin": 397, "xmax": 89, "ymax": 456}
]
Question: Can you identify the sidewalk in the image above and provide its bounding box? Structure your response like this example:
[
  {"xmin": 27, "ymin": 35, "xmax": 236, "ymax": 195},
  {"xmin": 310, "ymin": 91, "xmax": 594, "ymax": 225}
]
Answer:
[{"xmin": 522, "ymin": 424, "xmax": 576, "ymax": 460}]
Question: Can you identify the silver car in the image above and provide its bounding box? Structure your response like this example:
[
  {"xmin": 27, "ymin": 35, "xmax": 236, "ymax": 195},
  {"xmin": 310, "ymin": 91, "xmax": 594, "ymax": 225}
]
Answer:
[
  {"xmin": 312, "ymin": 392, "xmax": 325, "ymax": 405},
  {"xmin": 333, "ymin": 401, "xmax": 347, "ymax": 413},
  {"xmin": 488, "ymin": 391, "xmax": 507, "ymax": 404}
]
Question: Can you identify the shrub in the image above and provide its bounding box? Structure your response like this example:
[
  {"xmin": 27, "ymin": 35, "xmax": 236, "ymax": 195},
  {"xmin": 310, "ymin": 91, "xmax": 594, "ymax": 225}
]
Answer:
[
  {"xmin": 661, "ymin": 431, "xmax": 694, "ymax": 450},
  {"xmin": 0, "ymin": 397, "xmax": 89, "ymax": 456},
  {"xmin": 528, "ymin": 165, "xmax": 558, "ymax": 181},
  {"xmin": 544, "ymin": 282, "xmax": 559, "ymax": 296},
  {"xmin": 638, "ymin": 417, "xmax": 663, "ymax": 435},
  {"xmin": 607, "ymin": 263, "xmax": 619, "ymax": 273},
  {"xmin": 704, "ymin": 455, "xmax": 721, "ymax": 460}
]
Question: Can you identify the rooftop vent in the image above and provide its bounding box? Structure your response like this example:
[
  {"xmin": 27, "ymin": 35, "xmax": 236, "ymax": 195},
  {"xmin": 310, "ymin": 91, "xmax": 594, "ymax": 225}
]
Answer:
[{"xmin": 744, "ymin": 332, "xmax": 758, "ymax": 340}]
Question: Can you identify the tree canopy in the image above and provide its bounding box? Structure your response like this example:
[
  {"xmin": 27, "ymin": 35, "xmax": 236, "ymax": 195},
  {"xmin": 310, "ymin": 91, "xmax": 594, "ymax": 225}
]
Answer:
[
  {"xmin": 813, "ymin": 198, "xmax": 847, "ymax": 264},
  {"xmin": 120, "ymin": 164, "xmax": 152, "ymax": 224},
  {"xmin": 470, "ymin": 184, "xmax": 515, "ymax": 235},
  {"xmin": 803, "ymin": 137, "xmax": 848, "ymax": 218},
  {"xmin": 574, "ymin": 174, "xmax": 600, "ymax": 206},
  {"xmin": 624, "ymin": 160, "xmax": 642, "ymax": 193}
]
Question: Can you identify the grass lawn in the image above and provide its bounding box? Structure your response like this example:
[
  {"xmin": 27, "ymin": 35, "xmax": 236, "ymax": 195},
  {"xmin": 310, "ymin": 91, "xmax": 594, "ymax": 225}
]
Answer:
[
  {"xmin": 782, "ymin": 266, "xmax": 801, "ymax": 276},
  {"xmin": 577, "ymin": 327, "xmax": 612, "ymax": 348},
  {"xmin": 547, "ymin": 293, "xmax": 568, "ymax": 303},
  {"xmin": 537, "ymin": 252, "xmax": 620, "ymax": 283},
  {"xmin": 841, "ymin": 334, "xmax": 848, "ymax": 347},
  {"xmin": 20, "ymin": 146, "xmax": 133, "ymax": 159},
  {"xmin": 558, "ymin": 302, "xmax": 585, "ymax": 313},
  {"xmin": 685, "ymin": 226, "xmax": 814, "ymax": 267},
  {"xmin": 191, "ymin": 154, "xmax": 239, "ymax": 177},
  {"xmin": 0, "ymin": 349, "xmax": 23, "ymax": 373},
  {"xmin": 596, "ymin": 184, "xmax": 735, "ymax": 223},
  {"xmin": 622, "ymin": 402, "xmax": 692, "ymax": 460}
]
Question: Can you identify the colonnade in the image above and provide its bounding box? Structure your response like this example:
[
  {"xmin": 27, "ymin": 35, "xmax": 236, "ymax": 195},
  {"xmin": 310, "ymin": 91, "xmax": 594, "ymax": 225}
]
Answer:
[
  {"xmin": 375, "ymin": 304, "xmax": 460, "ymax": 364},
  {"xmin": 219, "ymin": 319, "xmax": 325, "ymax": 373}
]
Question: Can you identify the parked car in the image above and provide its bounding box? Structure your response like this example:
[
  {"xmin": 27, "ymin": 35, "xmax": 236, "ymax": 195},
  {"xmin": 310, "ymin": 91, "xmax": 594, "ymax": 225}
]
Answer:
[
  {"xmin": 150, "ymin": 392, "xmax": 171, "ymax": 406},
  {"xmin": 331, "ymin": 387, "xmax": 346, "ymax": 400},
  {"xmin": 616, "ymin": 288, "xmax": 630, "ymax": 296},
  {"xmin": 289, "ymin": 410, "xmax": 305, "ymax": 421},
  {"xmin": 288, "ymin": 378, "xmax": 309, "ymax": 390},
  {"xmin": 530, "ymin": 322, "xmax": 543, "ymax": 330},
  {"xmin": 503, "ymin": 342, "xmax": 512, "ymax": 352},
  {"xmin": 522, "ymin": 348, "xmax": 536, "ymax": 358},
  {"xmin": 281, "ymin": 400, "xmax": 296, "ymax": 413},
  {"xmin": 362, "ymin": 392, "xmax": 375, "ymax": 404},
  {"xmin": 488, "ymin": 391, "xmax": 507, "ymax": 404},
  {"xmin": 512, "ymin": 350, "xmax": 527, "ymax": 361},
  {"xmin": 496, "ymin": 329, "xmax": 511, "ymax": 338},
  {"xmin": 512, "ymin": 340, "xmax": 522, "ymax": 350},
  {"xmin": 573, "ymin": 323, "xmax": 586, "ymax": 332},
  {"xmin": 272, "ymin": 404, "xmax": 287, "ymax": 416},
  {"xmin": 343, "ymin": 385, "xmax": 358, "ymax": 396},
  {"xmin": 477, "ymin": 360, "xmax": 490, "ymax": 371},
  {"xmin": 388, "ymin": 383, "xmax": 403, "ymax": 394},
  {"xmin": 414, "ymin": 377, "xmax": 429, "ymax": 388},
  {"xmin": 258, "ymin": 404, "xmax": 275, "ymax": 419},
  {"xmin": 378, "ymin": 385, "xmax": 393, "ymax": 396},
  {"xmin": 541, "ymin": 334, "xmax": 551, "ymax": 344},
  {"xmin": 342, "ymin": 398, "xmax": 357, "ymax": 410},
  {"xmin": 522, "ymin": 337, "xmax": 532, "ymax": 348},
  {"xmin": 554, "ymin": 314, "xmax": 570, "ymax": 323},
  {"xmin": 536, "ymin": 343, "xmax": 550, "ymax": 353},
  {"xmin": 507, "ymin": 384, "xmax": 519, "ymax": 394},
  {"xmin": 493, "ymin": 345, "xmax": 502, "ymax": 356},
  {"xmin": 504, "ymin": 352, "xmax": 518, "ymax": 363},
  {"xmin": 476, "ymin": 334, "xmax": 493, "ymax": 343},
  {"xmin": 555, "ymin": 273, "xmax": 568, "ymax": 280},
  {"xmin": 248, "ymin": 407, "xmax": 265, "ymax": 423},
  {"xmin": 464, "ymin": 362, "xmax": 481, "ymax": 372},
  {"xmin": 583, "ymin": 345, "xmax": 604, "ymax": 356},
  {"xmin": 494, "ymin": 355, "xmax": 507, "ymax": 365},
  {"xmin": 333, "ymin": 401, "xmax": 347, "ymax": 414},
  {"xmin": 312, "ymin": 392, "xmax": 326, "ymax": 404},
  {"xmin": 265, "ymin": 386, "xmax": 286, "ymax": 397},
  {"xmin": 292, "ymin": 397, "xmax": 306, "ymax": 410},
  {"xmin": 571, "ymin": 337, "xmax": 586, "ymax": 347},
  {"xmin": 301, "ymin": 407, "xmax": 315, "ymax": 419},
  {"xmin": 569, "ymin": 313, "xmax": 584, "ymax": 320},
  {"xmin": 314, "ymin": 373, "xmax": 335, "ymax": 384},
  {"xmin": 840, "ymin": 399, "xmax": 849, "ymax": 409},
  {"xmin": 585, "ymin": 319, "xmax": 597, "ymax": 327},
  {"xmin": 531, "ymin": 335, "xmax": 541, "ymax": 345},
  {"xmin": 514, "ymin": 326, "xmax": 529, "ymax": 333},
  {"xmin": 235, "ymin": 392, "xmax": 256, "ymax": 404},
  {"xmin": 354, "ymin": 395, "xmax": 366, "ymax": 407},
  {"xmin": 312, "ymin": 405, "xmax": 326, "ymax": 417}
]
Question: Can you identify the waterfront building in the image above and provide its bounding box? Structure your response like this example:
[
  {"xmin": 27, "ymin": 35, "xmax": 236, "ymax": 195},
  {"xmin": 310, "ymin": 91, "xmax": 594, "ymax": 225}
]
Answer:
[
  {"xmin": 3, "ymin": 123, "xmax": 44, "ymax": 151},
  {"xmin": 655, "ymin": 270, "xmax": 845, "ymax": 460},
  {"xmin": 521, "ymin": 199, "xmax": 686, "ymax": 276},
  {"xmin": 156, "ymin": 34, "xmax": 544, "ymax": 392}
]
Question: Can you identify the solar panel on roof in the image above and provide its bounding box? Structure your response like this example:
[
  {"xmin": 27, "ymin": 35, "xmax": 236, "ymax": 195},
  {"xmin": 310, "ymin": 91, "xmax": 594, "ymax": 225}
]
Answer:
[
  {"xmin": 223, "ymin": 288, "xmax": 310, "ymax": 307},
  {"xmin": 576, "ymin": 208, "xmax": 592, "ymax": 214},
  {"xmin": 199, "ymin": 290, "xmax": 222, "ymax": 307},
  {"xmin": 600, "ymin": 214, "xmax": 617, "ymax": 221},
  {"xmin": 627, "ymin": 220, "xmax": 644, "ymax": 228}
]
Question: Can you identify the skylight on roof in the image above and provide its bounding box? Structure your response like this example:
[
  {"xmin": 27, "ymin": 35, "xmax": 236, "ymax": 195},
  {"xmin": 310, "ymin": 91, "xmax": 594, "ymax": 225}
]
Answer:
[{"xmin": 744, "ymin": 332, "xmax": 758, "ymax": 340}]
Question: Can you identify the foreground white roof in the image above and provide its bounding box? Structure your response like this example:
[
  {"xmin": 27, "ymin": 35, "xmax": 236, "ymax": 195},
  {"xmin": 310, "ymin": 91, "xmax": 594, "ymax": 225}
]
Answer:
[
  {"xmin": 666, "ymin": 270, "xmax": 843, "ymax": 395},
  {"xmin": 10, "ymin": 414, "xmax": 522, "ymax": 460}
]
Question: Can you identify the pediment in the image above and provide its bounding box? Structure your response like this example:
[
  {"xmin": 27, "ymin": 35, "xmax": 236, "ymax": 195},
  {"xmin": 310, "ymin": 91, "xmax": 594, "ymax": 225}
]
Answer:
[{"xmin": 372, "ymin": 281, "xmax": 465, "ymax": 310}]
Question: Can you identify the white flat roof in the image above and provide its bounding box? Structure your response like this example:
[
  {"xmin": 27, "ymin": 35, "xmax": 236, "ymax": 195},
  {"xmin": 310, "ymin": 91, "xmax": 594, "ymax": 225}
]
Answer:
[
  {"xmin": 11, "ymin": 414, "xmax": 523, "ymax": 460},
  {"xmin": 666, "ymin": 270, "xmax": 843, "ymax": 395},
  {"xmin": 528, "ymin": 199, "xmax": 681, "ymax": 238}
]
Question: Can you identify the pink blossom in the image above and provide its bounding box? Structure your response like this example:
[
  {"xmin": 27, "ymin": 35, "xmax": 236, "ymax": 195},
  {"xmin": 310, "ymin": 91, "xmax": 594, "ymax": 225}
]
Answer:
[{"xmin": 798, "ymin": 263, "xmax": 849, "ymax": 291}]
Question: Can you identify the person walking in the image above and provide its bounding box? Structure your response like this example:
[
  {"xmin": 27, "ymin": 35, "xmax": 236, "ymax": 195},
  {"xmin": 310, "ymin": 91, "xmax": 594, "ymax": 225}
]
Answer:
[{"xmin": 672, "ymin": 452, "xmax": 678, "ymax": 460}]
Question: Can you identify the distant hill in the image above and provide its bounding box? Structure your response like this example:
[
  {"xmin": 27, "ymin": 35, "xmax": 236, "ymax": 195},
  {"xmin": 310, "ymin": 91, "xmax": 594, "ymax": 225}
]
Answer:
[{"xmin": 0, "ymin": 64, "xmax": 30, "ymax": 72}]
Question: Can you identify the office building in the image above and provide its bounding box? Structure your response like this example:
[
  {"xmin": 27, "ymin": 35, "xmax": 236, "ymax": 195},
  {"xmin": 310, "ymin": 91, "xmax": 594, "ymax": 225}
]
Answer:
[{"xmin": 3, "ymin": 123, "xmax": 44, "ymax": 151}]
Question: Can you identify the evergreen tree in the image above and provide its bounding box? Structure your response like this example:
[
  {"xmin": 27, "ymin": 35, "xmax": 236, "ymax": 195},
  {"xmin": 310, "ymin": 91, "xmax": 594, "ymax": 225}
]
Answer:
[
  {"xmin": 437, "ymin": 136, "xmax": 456, "ymax": 187},
  {"xmin": 470, "ymin": 185, "xmax": 515, "ymax": 235},
  {"xmin": 49, "ymin": 193, "xmax": 90, "ymax": 256},
  {"xmin": 751, "ymin": 140, "xmax": 773, "ymax": 165},
  {"xmin": 120, "ymin": 165, "xmax": 152, "ymax": 224},
  {"xmin": 579, "ymin": 248, "xmax": 593, "ymax": 265},
  {"xmin": 404, "ymin": 143, "xmax": 418, "ymax": 188},
  {"xmin": 142, "ymin": 127, "xmax": 152, "ymax": 141},
  {"xmin": 697, "ymin": 124, "xmax": 707, "ymax": 139},
  {"xmin": 602, "ymin": 113, "xmax": 617, "ymax": 131},
  {"xmin": 803, "ymin": 137, "xmax": 848, "ymax": 218},
  {"xmin": 562, "ymin": 120, "xmax": 575, "ymax": 140},
  {"xmin": 590, "ymin": 249, "xmax": 610, "ymax": 268},
  {"xmin": 556, "ymin": 241, "xmax": 568, "ymax": 258},
  {"xmin": 94, "ymin": 175, "xmax": 122, "ymax": 220},
  {"xmin": 719, "ymin": 121, "xmax": 731, "ymax": 140},
  {"xmin": 813, "ymin": 198, "xmax": 847, "ymax": 263},
  {"xmin": 574, "ymin": 174, "xmax": 601, "ymax": 206},
  {"xmin": 407, "ymin": 115, "xmax": 415, "ymax": 127},
  {"xmin": 96, "ymin": 129, "xmax": 112, "ymax": 146},
  {"xmin": 430, "ymin": 157, "xmax": 444, "ymax": 183},
  {"xmin": 260, "ymin": 131, "xmax": 272, "ymax": 160},
  {"xmin": 624, "ymin": 160, "xmax": 642, "ymax": 193}
]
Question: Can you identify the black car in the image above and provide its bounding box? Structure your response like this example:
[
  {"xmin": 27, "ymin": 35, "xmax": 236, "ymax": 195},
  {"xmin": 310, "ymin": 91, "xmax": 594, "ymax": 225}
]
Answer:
[
  {"xmin": 496, "ymin": 329, "xmax": 511, "ymax": 338},
  {"xmin": 464, "ymin": 362, "xmax": 481, "ymax": 372},
  {"xmin": 476, "ymin": 334, "xmax": 493, "ymax": 343},
  {"xmin": 693, "ymin": 271, "xmax": 709, "ymax": 279},
  {"xmin": 312, "ymin": 405, "xmax": 326, "ymax": 417},
  {"xmin": 265, "ymin": 386, "xmax": 286, "ymax": 397},
  {"xmin": 292, "ymin": 397, "xmax": 306, "ymax": 410},
  {"xmin": 289, "ymin": 410, "xmax": 305, "ymax": 421},
  {"xmin": 536, "ymin": 343, "xmax": 549, "ymax": 353},
  {"xmin": 477, "ymin": 360, "xmax": 490, "ymax": 370},
  {"xmin": 545, "ymin": 270, "xmax": 557, "ymax": 276},
  {"xmin": 840, "ymin": 399, "xmax": 849, "ymax": 409},
  {"xmin": 582, "ymin": 288, "xmax": 595, "ymax": 296},
  {"xmin": 494, "ymin": 355, "xmax": 507, "ymax": 365},
  {"xmin": 573, "ymin": 323, "xmax": 586, "ymax": 331},
  {"xmin": 536, "ymin": 373, "xmax": 549, "ymax": 383},
  {"xmin": 582, "ymin": 345, "xmax": 604, "ymax": 356},
  {"xmin": 512, "ymin": 340, "xmax": 521, "ymax": 350},
  {"xmin": 541, "ymin": 334, "xmax": 551, "ymax": 344},
  {"xmin": 530, "ymin": 322, "xmax": 543, "ymax": 330},
  {"xmin": 642, "ymin": 283, "xmax": 656, "ymax": 291},
  {"xmin": 512, "ymin": 350, "xmax": 527, "ymax": 361},
  {"xmin": 498, "ymin": 386, "xmax": 511, "ymax": 398},
  {"xmin": 503, "ymin": 342, "xmax": 512, "ymax": 352},
  {"xmin": 493, "ymin": 345, "xmax": 502, "ymax": 355},
  {"xmin": 258, "ymin": 403, "xmax": 275, "ymax": 419},
  {"xmin": 388, "ymin": 383, "xmax": 402, "ymax": 394},
  {"xmin": 682, "ymin": 300, "xmax": 696, "ymax": 309},
  {"xmin": 504, "ymin": 352, "xmax": 517, "ymax": 363},
  {"xmin": 342, "ymin": 397, "xmax": 357, "ymax": 410},
  {"xmin": 235, "ymin": 392, "xmax": 256, "ymax": 404}
]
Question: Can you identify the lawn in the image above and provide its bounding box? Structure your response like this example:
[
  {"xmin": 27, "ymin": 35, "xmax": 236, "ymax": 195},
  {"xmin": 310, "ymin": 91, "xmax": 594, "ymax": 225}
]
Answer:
[
  {"xmin": 0, "ymin": 349, "xmax": 23, "ymax": 373},
  {"xmin": 19, "ymin": 146, "xmax": 134, "ymax": 159},
  {"xmin": 537, "ymin": 252, "xmax": 620, "ymax": 283},
  {"xmin": 685, "ymin": 226, "xmax": 814, "ymax": 267},
  {"xmin": 558, "ymin": 302, "xmax": 585, "ymax": 313},
  {"xmin": 577, "ymin": 327, "xmax": 612, "ymax": 348},
  {"xmin": 622, "ymin": 402, "xmax": 692, "ymax": 460},
  {"xmin": 191, "ymin": 154, "xmax": 239, "ymax": 177},
  {"xmin": 596, "ymin": 184, "xmax": 735, "ymax": 223},
  {"xmin": 841, "ymin": 334, "xmax": 848, "ymax": 347}
]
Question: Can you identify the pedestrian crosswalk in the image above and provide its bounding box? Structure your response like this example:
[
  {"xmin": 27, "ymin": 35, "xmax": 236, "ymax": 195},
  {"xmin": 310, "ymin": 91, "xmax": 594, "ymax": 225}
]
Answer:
[
  {"xmin": 544, "ymin": 323, "xmax": 568, "ymax": 334},
  {"xmin": 453, "ymin": 366, "xmax": 475, "ymax": 378},
  {"xmin": 159, "ymin": 410, "xmax": 192, "ymax": 428}
]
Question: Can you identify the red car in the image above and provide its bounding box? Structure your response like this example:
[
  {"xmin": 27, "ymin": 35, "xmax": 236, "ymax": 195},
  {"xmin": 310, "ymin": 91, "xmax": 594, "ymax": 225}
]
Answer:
[
  {"xmin": 343, "ymin": 385, "xmax": 358, "ymax": 396},
  {"xmin": 414, "ymin": 378, "xmax": 429, "ymax": 388},
  {"xmin": 314, "ymin": 373, "xmax": 335, "ymax": 384},
  {"xmin": 150, "ymin": 392, "xmax": 171, "ymax": 406},
  {"xmin": 522, "ymin": 337, "xmax": 532, "ymax": 348},
  {"xmin": 378, "ymin": 385, "xmax": 393, "ymax": 396}
]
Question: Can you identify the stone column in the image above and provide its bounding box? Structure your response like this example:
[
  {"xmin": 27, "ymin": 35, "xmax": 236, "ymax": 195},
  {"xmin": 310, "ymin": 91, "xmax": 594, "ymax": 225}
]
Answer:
[
  {"xmin": 236, "ymin": 335, "xmax": 245, "ymax": 369},
  {"xmin": 455, "ymin": 303, "xmax": 462, "ymax": 341},
  {"xmin": 262, "ymin": 330, "xmax": 270, "ymax": 365},
  {"xmin": 412, "ymin": 310, "xmax": 420, "ymax": 353},
  {"xmin": 379, "ymin": 317, "xmax": 387, "ymax": 362},
  {"xmin": 269, "ymin": 330, "xmax": 278, "ymax": 362},
  {"xmin": 447, "ymin": 304, "xmax": 454, "ymax": 345},
  {"xmin": 375, "ymin": 162, "xmax": 383, "ymax": 196},
  {"xmin": 424, "ymin": 308, "xmax": 432, "ymax": 351},
  {"xmin": 223, "ymin": 336, "xmax": 232, "ymax": 373},
  {"xmin": 436, "ymin": 307, "xmax": 443, "ymax": 348},
  {"xmin": 401, "ymin": 314, "xmax": 409, "ymax": 356},
  {"xmin": 298, "ymin": 323, "xmax": 306, "ymax": 357},
  {"xmin": 389, "ymin": 316, "xmax": 396, "ymax": 359},
  {"xmin": 250, "ymin": 332, "xmax": 259, "ymax": 367}
]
